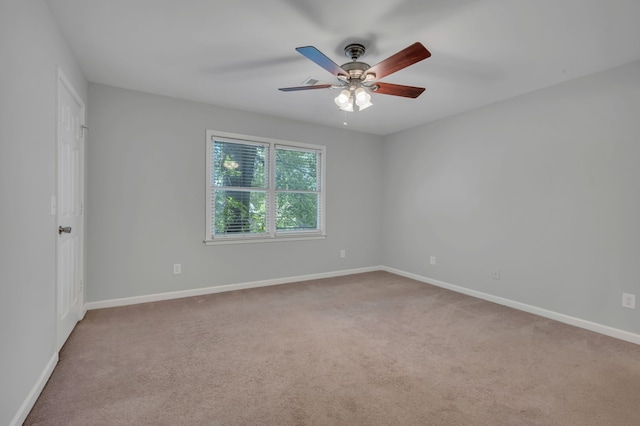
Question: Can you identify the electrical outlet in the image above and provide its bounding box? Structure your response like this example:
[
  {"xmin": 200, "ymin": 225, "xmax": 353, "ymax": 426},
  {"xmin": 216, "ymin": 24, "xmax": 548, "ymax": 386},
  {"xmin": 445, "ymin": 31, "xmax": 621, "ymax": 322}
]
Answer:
[
  {"xmin": 492, "ymin": 269, "xmax": 501, "ymax": 280},
  {"xmin": 430, "ymin": 256, "xmax": 436, "ymax": 265},
  {"xmin": 173, "ymin": 264, "xmax": 181, "ymax": 275},
  {"xmin": 340, "ymin": 249, "xmax": 346, "ymax": 258},
  {"xmin": 622, "ymin": 293, "xmax": 636, "ymax": 309}
]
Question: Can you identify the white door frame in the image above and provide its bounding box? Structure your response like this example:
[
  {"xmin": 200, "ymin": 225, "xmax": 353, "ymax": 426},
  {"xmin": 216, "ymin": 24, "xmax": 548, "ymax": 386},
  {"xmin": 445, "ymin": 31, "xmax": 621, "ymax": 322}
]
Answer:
[{"xmin": 56, "ymin": 67, "xmax": 86, "ymax": 351}]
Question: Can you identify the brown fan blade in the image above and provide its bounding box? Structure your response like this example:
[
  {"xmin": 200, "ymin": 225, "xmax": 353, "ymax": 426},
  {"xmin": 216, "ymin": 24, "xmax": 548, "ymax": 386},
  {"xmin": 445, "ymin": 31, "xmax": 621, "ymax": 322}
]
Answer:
[
  {"xmin": 278, "ymin": 84, "xmax": 333, "ymax": 92},
  {"xmin": 373, "ymin": 82, "xmax": 426, "ymax": 98},
  {"xmin": 296, "ymin": 46, "xmax": 348, "ymax": 78},
  {"xmin": 365, "ymin": 42, "xmax": 431, "ymax": 80}
]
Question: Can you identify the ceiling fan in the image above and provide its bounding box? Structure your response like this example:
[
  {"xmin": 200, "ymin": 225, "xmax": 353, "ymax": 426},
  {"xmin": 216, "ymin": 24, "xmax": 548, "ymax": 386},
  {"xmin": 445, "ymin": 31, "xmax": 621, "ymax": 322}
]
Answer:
[{"xmin": 279, "ymin": 42, "xmax": 431, "ymax": 111}]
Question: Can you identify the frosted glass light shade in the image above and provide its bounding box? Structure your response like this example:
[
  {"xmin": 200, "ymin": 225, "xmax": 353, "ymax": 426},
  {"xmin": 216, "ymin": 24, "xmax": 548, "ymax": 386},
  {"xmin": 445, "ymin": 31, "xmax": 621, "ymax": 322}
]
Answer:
[
  {"xmin": 355, "ymin": 90, "xmax": 372, "ymax": 110},
  {"xmin": 339, "ymin": 96, "xmax": 354, "ymax": 111},
  {"xmin": 334, "ymin": 90, "xmax": 351, "ymax": 107}
]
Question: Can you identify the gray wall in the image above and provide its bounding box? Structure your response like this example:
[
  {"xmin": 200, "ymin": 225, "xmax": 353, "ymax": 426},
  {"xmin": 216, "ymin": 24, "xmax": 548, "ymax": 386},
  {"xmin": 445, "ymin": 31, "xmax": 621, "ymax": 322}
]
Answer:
[
  {"xmin": 86, "ymin": 83, "xmax": 384, "ymax": 302},
  {"xmin": 0, "ymin": 1, "xmax": 87, "ymax": 424},
  {"xmin": 383, "ymin": 60, "xmax": 640, "ymax": 335}
]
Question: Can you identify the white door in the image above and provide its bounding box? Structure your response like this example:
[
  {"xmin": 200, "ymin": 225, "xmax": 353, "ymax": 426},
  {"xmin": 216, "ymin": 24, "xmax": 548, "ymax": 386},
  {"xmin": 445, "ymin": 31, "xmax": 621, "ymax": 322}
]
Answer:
[{"xmin": 56, "ymin": 69, "xmax": 85, "ymax": 351}]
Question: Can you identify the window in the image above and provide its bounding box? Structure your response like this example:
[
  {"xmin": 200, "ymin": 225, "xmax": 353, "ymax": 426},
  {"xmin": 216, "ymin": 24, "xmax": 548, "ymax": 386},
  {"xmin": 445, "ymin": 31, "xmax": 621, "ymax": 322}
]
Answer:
[{"xmin": 205, "ymin": 130, "xmax": 325, "ymax": 244}]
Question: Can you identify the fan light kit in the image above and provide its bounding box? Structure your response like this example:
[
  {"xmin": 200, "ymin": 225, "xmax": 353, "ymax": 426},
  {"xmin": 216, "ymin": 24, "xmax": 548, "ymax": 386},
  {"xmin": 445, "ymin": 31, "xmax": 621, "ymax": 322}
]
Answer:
[{"xmin": 279, "ymin": 42, "xmax": 431, "ymax": 112}]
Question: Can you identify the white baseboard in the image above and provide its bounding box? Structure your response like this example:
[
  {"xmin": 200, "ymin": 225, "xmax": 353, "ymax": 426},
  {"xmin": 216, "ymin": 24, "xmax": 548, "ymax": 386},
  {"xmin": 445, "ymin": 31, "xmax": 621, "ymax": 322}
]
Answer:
[
  {"xmin": 382, "ymin": 266, "xmax": 640, "ymax": 346},
  {"xmin": 85, "ymin": 266, "xmax": 381, "ymax": 310},
  {"xmin": 10, "ymin": 352, "xmax": 58, "ymax": 426},
  {"xmin": 84, "ymin": 265, "xmax": 639, "ymax": 346}
]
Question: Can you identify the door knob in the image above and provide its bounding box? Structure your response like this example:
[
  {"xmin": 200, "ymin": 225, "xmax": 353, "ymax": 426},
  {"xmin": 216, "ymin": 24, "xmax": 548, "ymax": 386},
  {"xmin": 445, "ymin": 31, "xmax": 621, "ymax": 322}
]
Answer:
[{"xmin": 58, "ymin": 226, "xmax": 72, "ymax": 235}]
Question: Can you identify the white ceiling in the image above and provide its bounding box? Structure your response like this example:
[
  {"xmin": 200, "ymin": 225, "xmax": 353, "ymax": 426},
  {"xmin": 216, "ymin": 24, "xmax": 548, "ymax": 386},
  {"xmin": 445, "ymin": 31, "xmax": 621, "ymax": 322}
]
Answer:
[{"xmin": 45, "ymin": 0, "xmax": 640, "ymax": 136}]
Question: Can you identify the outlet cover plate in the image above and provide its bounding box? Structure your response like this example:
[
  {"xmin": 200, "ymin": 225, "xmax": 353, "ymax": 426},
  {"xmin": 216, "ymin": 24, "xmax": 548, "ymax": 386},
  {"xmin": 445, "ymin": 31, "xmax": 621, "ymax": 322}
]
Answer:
[{"xmin": 622, "ymin": 293, "xmax": 636, "ymax": 309}]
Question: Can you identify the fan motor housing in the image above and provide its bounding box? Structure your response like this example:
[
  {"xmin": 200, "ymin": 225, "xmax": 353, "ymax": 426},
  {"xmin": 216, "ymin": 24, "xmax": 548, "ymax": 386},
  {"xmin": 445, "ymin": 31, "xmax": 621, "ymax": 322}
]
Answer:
[{"xmin": 340, "ymin": 61, "xmax": 370, "ymax": 79}]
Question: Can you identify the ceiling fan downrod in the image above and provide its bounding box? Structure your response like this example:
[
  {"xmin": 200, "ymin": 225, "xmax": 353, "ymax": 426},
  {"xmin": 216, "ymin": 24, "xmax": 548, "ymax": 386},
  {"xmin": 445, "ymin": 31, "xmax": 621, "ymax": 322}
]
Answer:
[{"xmin": 344, "ymin": 43, "xmax": 366, "ymax": 61}]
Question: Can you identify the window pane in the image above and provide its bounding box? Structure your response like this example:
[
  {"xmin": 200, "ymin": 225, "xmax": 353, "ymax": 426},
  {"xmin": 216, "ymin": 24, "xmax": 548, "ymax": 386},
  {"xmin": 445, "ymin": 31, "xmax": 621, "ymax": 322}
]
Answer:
[
  {"xmin": 214, "ymin": 190, "xmax": 267, "ymax": 235},
  {"xmin": 276, "ymin": 192, "xmax": 318, "ymax": 230},
  {"xmin": 213, "ymin": 141, "xmax": 266, "ymax": 188},
  {"xmin": 275, "ymin": 148, "xmax": 318, "ymax": 191},
  {"xmin": 206, "ymin": 130, "xmax": 325, "ymax": 243}
]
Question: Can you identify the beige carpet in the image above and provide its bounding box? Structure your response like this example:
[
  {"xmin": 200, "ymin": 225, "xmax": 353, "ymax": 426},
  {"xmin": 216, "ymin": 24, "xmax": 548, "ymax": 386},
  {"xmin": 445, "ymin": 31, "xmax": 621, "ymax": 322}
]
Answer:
[{"xmin": 25, "ymin": 271, "xmax": 640, "ymax": 425}]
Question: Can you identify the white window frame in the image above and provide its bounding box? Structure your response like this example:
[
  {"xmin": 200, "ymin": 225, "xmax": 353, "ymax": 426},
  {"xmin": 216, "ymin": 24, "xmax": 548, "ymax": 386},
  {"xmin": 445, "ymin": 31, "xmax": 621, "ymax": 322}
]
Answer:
[{"xmin": 205, "ymin": 130, "xmax": 326, "ymax": 245}]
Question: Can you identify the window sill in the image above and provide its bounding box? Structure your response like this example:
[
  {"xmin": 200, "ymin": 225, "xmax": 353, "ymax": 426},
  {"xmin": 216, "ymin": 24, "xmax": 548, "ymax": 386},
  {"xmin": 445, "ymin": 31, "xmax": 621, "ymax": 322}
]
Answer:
[{"xmin": 203, "ymin": 234, "xmax": 327, "ymax": 246}]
